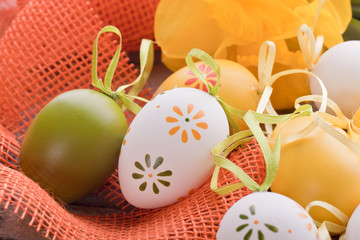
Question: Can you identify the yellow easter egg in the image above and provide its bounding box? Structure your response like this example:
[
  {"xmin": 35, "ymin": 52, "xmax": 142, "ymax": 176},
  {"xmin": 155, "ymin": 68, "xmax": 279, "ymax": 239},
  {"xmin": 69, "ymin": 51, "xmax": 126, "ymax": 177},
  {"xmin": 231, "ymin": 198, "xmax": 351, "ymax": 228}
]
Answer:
[
  {"xmin": 271, "ymin": 115, "xmax": 360, "ymax": 224},
  {"xmin": 154, "ymin": 59, "xmax": 261, "ymax": 131},
  {"xmin": 270, "ymin": 63, "xmax": 310, "ymax": 111}
]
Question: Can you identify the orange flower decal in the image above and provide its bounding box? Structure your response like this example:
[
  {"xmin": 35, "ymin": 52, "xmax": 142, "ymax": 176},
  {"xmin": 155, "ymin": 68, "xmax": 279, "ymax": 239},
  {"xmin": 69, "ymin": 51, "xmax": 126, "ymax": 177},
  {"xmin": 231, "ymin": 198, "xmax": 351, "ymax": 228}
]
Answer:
[
  {"xmin": 166, "ymin": 103, "xmax": 208, "ymax": 143},
  {"xmin": 296, "ymin": 204, "xmax": 319, "ymax": 239},
  {"xmin": 185, "ymin": 63, "xmax": 218, "ymax": 93}
]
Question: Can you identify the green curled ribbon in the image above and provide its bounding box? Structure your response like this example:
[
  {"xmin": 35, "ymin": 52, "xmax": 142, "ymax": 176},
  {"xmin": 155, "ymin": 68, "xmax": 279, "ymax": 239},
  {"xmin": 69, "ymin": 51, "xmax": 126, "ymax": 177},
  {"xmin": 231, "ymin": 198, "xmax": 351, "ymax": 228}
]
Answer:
[
  {"xmin": 91, "ymin": 25, "xmax": 154, "ymax": 114},
  {"xmin": 209, "ymin": 104, "xmax": 312, "ymax": 195},
  {"xmin": 184, "ymin": 48, "xmax": 313, "ymax": 194},
  {"xmin": 185, "ymin": 49, "xmax": 246, "ymax": 133}
]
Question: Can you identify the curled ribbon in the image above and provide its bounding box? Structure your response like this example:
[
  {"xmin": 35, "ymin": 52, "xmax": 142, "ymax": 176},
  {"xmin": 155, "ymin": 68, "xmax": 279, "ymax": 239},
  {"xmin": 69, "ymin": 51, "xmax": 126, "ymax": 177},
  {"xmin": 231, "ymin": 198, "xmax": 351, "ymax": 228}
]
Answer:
[
  {"xmin": 91, "ymin": 25, "xmax": 154, "ymax": 114},
  {"xmin": 297, "ymin": 0, "xmax": 326, "ymax": 70},
  {"xmin": 185, "ymin": 47, "xmax": 360, "ymax": 240},
  {"xmin": 255, "ymin": 41, "xmax": 360, "ymax": 240},
  {"xmin": 255, "ymin": 53, "xmax": 329, "ymax": 138},
  {"xmin": 183, "ymin": 46, "xmax": 313, "ymax": 194},
  {"xmin": 297, "ymin": 24, "xmax": 324, "ymax": 70},
  {"xmin": 256, "ymin": 41, "xmax": 276, "ymax": 118},
  {"xmin": 185, "ymin": 48, "xmax": 245, "ymax": 133},
  {"xmin": 209, "ymin": 104, "xmax": 312, "ymax": 195},
  {"xmin": 306, "ymin": 201, "xmax": 349, "ymax": 240},
  {"xmin": 257, "ymin": 41, "xmax": 276, "ymax": 95},
  {"xmin": 349, "ymin": 120, "xmax": 360, "ymax": 144}
]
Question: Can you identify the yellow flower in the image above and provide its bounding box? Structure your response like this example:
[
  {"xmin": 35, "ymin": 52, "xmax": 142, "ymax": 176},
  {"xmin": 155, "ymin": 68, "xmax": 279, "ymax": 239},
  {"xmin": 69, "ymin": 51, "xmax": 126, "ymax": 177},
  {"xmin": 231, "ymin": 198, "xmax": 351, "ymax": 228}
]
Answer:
[
  {"xmin": 295, "ymin": 0, "xmax": 352, "ymax": 48},
  {"xmin": 154, "ymin": 0, "xmax": 351, "ymax": 110}
]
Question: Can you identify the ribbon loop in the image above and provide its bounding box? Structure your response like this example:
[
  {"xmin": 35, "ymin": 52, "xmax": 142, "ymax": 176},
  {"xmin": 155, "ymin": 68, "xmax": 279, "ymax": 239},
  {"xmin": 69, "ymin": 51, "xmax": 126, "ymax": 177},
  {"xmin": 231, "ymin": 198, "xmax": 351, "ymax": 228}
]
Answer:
[
  {"xmin": 185, "ymin": 49, "xmax": 220, "ymax": 96},
  {"xmin": 92, "ymin": 25, "xmax": 122, "ymax": 96},
  {"xmin": 91, "ymin": 26, "xmax": 154, "ymax": 114},
  {"xmin": 297, "ymin": 0, "xmax": 326, "ymax": 70},
  {"xmin": 306, "ymin": 200, "xmax": 348, "ymax": 240},
  {"xmin": 297, "ymin": 24, "xmax": 324, "ymax": 70},
  {"xmin": 185, "ymin": 49, "xmax": 243, "ymax": 132},
  {"xmin": 210, "ymin": 104, "xmax": 313, "ymax": 194},
  {"xmin": 258, "ymin": 41, "xmax": 276, "ymax": 93},
  {"xmin": 262, "ymin": 69, "xmax": 328, "ymax": 117}
]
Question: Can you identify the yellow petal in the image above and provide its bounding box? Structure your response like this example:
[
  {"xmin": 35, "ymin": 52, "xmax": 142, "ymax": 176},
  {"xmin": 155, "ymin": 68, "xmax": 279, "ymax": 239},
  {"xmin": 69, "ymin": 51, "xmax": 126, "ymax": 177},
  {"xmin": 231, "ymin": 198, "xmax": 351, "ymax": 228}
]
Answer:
[
  {"xmin": 154, "ymin": 0, "xmax": 350, "ymax": 110},
  {"xmin": 295, "ymin": 0, "xmax": 352, "ymax": 48},
  {"xmin": 160, "ymin": 53, "xmax": 187, "ymax": 72},
  {"xmin": 154, "ymin": 0, "xmax": 223, "ymax": 60},
  {"xmin": 323, "ymin": 0, "xmax": 352, "ymax": 32},
  {"xmin": 209, "ymin": 0, "xmax": 309, "ymax": 43}
]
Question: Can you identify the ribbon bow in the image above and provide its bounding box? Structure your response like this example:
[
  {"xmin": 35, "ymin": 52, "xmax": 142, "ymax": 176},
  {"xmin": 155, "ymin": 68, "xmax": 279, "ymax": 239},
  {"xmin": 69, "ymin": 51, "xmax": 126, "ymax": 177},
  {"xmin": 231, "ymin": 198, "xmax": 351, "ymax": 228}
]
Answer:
[{"xmin": 91, "ymin": 25, "xmax": 154, "ymax": 114}]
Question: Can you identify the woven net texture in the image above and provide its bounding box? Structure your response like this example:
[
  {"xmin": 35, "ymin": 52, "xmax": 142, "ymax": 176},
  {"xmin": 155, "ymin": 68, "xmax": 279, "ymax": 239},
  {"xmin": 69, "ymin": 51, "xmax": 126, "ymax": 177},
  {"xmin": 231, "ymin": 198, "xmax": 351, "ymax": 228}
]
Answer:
[{"xmin": 0, "ymin": 0, "xmax": 266, "ymax": 239}]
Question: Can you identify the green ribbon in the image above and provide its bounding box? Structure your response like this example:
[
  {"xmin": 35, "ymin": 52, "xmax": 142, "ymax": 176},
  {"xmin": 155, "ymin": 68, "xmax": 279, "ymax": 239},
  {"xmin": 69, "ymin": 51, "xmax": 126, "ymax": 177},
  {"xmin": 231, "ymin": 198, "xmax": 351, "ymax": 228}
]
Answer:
[
  {"xmin": 211, "ymin": 104, "xmax": 313, "ymax": 195},
  {"xmin": 91, "ymin": 25, "xmax": 154, "ymax": 114},
  {"xmin": 185, "ymin": 49, "xmax": 244, "ymax": 132},
  {"xmin": 184, "ymin": 48, "xmax": 313, "ymax": 194}
]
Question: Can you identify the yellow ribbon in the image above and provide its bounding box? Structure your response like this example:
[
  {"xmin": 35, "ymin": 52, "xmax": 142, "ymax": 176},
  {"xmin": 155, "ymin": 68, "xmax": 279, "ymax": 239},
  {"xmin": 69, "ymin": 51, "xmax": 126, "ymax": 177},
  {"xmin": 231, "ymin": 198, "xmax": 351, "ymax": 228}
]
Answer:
[
  {"xmin": 91, "ymin": 25, "xmax": 154, "ymax": 114},
  {"xmin": 187, "ymin": 45, "xmax": 359, "ymax": 240},
  {"xmin": 297, "ymin": 0, "xmax": 326, "ymax": 70},
  {"xmin": 256, "ymin": 41, "xmax": 276, "ymax": 119},
  {"xmin": 311, "ymin": 0, "xmax": 327, "ymax": 33},
  {"xmin": 257, "ymin": 41, "xmax": 276, "ymax": 95},
  {"xmin": 349, "ymin": 121, "xmax": 360, "ymax": 143},
  {"xmin": 297, "ymin": 24, "xmax": 324, "ymax": 70},
  {"xmin": 306, "ymin": 201, "xmax": 349, "ymax": 240},
  {"xmin": 255, "ymin": 36, "xmax": 359, "ymax": 240}
]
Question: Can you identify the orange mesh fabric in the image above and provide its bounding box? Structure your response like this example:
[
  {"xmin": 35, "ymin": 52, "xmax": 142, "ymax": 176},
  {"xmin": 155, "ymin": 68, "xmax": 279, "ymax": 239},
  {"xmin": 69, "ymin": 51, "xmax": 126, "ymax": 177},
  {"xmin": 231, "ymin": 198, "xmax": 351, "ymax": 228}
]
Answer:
[
  {"xmin": 0, "ymin": 0, "xmax": 19, "ymax": 37},
  {"xmin": 1, "ymin": 134, "xmax": 265, "ymax": 239},
  {"xmin": 0, "ymin": 0, "xmax": 157, "ymax": 139},
  {"xmin": 89, "ymin": 0, "xmax": 160, "ymax": 52},
  {"xmin": 0, "ymin": 127, "xmax": 20, "ymax": 170},
  {"xmin": 0, "ymin": 0, "xmax": 267, "ymax": 239}
]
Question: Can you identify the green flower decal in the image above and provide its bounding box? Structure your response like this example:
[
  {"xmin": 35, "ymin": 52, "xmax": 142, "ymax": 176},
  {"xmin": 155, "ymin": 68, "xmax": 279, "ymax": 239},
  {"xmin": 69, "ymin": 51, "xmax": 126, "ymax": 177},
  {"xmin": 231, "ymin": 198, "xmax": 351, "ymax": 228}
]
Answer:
[
  {"xmin": 132, "ymin": 154, "xmax": 172, "ymax": 194},
  {"xmin": 236, "ymin": 205, "xmax": 278, "ymax": 240}
]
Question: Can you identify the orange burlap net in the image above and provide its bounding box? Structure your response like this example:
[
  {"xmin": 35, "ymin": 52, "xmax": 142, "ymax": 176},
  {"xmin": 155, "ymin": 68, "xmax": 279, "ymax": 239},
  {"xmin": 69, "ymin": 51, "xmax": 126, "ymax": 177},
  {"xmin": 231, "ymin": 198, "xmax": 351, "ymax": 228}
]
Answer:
[
  {"xmin": 0, "ymin": 0, "xmax": 267, "ymax": 239},
  {"xmin": 1, "ymin": 130, "xmax": 265, "ymax": 239}
]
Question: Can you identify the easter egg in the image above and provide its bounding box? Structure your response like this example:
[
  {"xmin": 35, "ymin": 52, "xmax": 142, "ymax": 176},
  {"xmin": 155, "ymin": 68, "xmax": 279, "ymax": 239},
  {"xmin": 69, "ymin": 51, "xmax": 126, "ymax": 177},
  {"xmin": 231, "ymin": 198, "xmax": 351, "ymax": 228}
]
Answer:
[
  {"xmin": 311, "ymin": 41, "xmax": 360, "ymax": 118},
  {"xmin": 346, "ymin": 203, "xmax": 360, "ymax": 239},
  {"xmin": 118, "ymin": 87, "xmax": 229, "ymax": 208},
  {"xmin": 154, "ymin": 59, "xmax": 260, "ymax": 131},
  {"xmin": 217, "ymin": 192, "xmax": 319, "ymax": 240},
  {"xmin": 270, "ymin": 115, "xmax": 360, "ymax": 224},
  {"xmin": 19, "ymin": 89, "xmax": 128, "ymax": 203}
]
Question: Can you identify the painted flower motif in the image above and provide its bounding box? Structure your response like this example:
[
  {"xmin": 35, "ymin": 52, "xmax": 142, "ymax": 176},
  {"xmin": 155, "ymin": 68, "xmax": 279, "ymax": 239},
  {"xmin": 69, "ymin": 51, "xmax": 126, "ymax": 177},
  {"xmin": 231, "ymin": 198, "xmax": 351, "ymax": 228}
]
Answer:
[
  {"xmin": 132, "ymin": 154, "xmax": 172, "ymax": 194},
  {"xmin": 236, "ymin": 205, "xmax": 278, "ymax": 240},
  {"xmin": 185, "ymin": 63, "xmax": 218, "ymax": 93},
  {"xmin": 295, "ymin": 204, "xmax": 319, "ymax": 239},
  {"xmin": 166, "ymin": 103, "xmax": 208, "ymax": 143}
]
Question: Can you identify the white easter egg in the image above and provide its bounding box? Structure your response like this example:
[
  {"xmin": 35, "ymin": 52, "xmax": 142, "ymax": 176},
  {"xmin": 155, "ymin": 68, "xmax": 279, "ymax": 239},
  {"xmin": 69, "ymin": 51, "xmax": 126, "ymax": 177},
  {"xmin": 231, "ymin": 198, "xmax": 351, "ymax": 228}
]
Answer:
[
  {"xmin": 118, "ymin": 87, "xmax": 229, "ymax": 209},
  {"xmin": 346, "ymin": 203, "xmax": 360, "ymax": 239},
  {"xmin": 311, "ymin": 41, "xmax": 360, "ymax": 118},
  {"xmin": 217, "ymin": 192, "xmax": 319, "ymax": 240}
]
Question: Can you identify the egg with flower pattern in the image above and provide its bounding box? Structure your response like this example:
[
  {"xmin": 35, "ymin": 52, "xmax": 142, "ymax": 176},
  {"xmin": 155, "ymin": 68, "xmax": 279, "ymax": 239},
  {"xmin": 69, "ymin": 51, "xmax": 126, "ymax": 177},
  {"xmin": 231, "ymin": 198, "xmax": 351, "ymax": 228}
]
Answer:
[
  {"xmin": 217, "ymin": 192, "xmax": 319, "ymax": 240},
  {"xmin": 118, "ymin": 87, "xmax": 229, "ymax": 208},
  {"xmin": 153, "ymin": 59, "xmax": 260, "ymax": 131}
]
